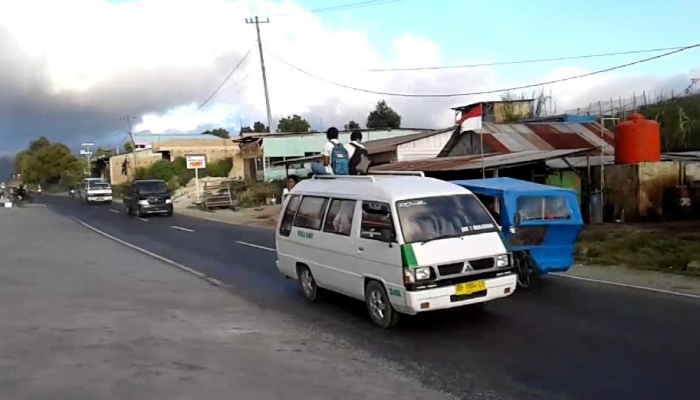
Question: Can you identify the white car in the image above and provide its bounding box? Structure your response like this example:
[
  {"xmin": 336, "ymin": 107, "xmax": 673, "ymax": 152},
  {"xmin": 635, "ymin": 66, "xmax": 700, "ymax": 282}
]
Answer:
[
  {"xmin": 80, "ymin": 179, "xmax": 113, "ymax": 204},
  {"xmin": 275, "ymin": 172, "xmax": 517, "ymax": 328}
]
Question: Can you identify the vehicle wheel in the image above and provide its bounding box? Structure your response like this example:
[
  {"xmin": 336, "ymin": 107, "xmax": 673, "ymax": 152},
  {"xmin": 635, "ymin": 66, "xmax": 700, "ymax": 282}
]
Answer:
[
  {"xmin": 126, "ymin": 206, "xmax": 134, "ymax": 216},
  {"xmin": 365, "ymin": 280, "xmax": 400, "ymax": 329},
  {"xmin": 135, "ymin": 207, "xmax": 145, "ymax": 218},
  {"xmin": 106, "ymin": 200, "xmax": 112, "ymax": 205},
  {"xmin": 515, "ymin": 253, "xmax": 540, "ymax": 290},
  {"xmin": 297, "ymin": 265, "xmax": 321, "ymax": 302},
  {"xmin": 165, "ymin": 211, "xmax": 173, "ymax": 217}
]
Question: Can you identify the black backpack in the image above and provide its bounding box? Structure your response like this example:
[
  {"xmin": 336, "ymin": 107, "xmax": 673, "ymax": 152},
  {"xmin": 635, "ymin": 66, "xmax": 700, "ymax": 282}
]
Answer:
[{"xmin": 348, "ymin": 143, "xmax": 369, "ymax": 175}]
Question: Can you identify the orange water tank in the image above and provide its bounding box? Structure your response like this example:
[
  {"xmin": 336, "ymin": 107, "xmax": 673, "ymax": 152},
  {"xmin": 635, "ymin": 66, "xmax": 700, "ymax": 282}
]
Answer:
[{"xmin": 614, "ymin": 113, "xmax": 661, "ymax": 164}]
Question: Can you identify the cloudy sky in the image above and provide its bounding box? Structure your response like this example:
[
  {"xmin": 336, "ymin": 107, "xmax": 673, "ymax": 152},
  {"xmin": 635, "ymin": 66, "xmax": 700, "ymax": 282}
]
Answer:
[{"xmin": 0, "ymin": 0, "xmax": 698, "ymax": 153}]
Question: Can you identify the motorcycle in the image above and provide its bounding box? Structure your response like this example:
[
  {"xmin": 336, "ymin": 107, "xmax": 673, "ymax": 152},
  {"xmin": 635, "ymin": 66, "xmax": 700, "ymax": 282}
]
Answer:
[{"xmin": 69, "ymin": 189, "xmax": 76, "ymax": 199}]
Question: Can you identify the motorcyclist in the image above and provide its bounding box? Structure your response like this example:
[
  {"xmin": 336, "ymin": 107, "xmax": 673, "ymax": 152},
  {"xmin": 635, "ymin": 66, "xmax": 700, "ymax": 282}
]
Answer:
[
  {"xmin": 16, "ymin": 184, "xmax": 28, "ymax": 200},
  {"xmin": 68, "ymin": 185, "xmax": 75, "ymax": 199}
]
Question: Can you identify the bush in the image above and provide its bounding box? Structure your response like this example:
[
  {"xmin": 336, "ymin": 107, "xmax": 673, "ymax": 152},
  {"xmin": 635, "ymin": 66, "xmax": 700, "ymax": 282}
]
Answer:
[{"xmin": 205, "ymin": 158, "xmax": 233, "ymax": 178}]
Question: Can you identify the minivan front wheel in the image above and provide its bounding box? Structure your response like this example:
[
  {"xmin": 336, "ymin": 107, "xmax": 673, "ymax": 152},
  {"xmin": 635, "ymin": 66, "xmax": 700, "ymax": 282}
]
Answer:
[
  {"xmin": 365, "ymin": 281, "xmax": 400, "ymax": 329},
  {"xmin": 298, "ymin": 265, "xmax": 320, "ymax": 302}
]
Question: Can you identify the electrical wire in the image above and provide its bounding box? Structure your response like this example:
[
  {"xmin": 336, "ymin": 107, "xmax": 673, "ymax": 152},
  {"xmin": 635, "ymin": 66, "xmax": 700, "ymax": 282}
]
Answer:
[
  {"xmin": 264, "ymin": 43, "xmax": 700, "ymax": 98},
  {"xmin": 308, "ymin": 45, "xmax": 692, "ymax": 72},
  {"xmin": 271, "ymin": 0, "xmax": 409, "ymax": 17},
  {"xmin": 190, "ymin": 45, "xmax": 253, "ymax": 116}
]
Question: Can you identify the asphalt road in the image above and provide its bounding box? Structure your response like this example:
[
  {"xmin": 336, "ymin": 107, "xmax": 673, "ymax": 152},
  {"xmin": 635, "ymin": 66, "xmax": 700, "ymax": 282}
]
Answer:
[{"xmin": 40, "ymin": 195, "xmax": 700, "ymax": 400}]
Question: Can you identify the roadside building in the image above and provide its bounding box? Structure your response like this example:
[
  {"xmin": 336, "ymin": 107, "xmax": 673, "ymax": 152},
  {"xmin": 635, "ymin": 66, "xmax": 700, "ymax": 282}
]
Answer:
[
  {"xmin": 108, "ymin": 133, "xmax": 241, "ymax": 185},
  {"xmin": 235, "ymin": 128, "xmax": 437, "ymax": 181}
]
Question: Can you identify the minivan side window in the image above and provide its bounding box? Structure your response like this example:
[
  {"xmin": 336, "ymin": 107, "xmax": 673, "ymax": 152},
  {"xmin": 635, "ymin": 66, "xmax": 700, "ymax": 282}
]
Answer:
[
  {"xmin": 360, "ymin": 201, "xmax": 396, "ymax": 242},
  {"xmin": 279, "ymin": 195, "xmax": 301, "ymax": 236},
  {"xmin": 323, "ymin": 199, "xmax": 356, "ymax": 236},
  {"xmin": 293, "ymin": 196, "xmax": 329, "ymax": 231}
]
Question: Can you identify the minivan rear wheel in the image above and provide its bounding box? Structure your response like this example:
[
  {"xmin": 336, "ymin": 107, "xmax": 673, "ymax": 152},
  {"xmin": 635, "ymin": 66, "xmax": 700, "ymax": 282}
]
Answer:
[
  {"xmin": 365, "ymin": 280, "xmax": 400, "ymax": 329},
  {"xmin": 298, "ymin": 265, "xmax": 320, "ymax": 302}
]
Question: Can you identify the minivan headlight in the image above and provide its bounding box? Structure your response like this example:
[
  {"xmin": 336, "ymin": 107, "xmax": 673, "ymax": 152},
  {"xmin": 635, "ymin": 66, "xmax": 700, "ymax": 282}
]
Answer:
[
  {"xmin": 496, "ymin": 254, "xmax": 509, "ymax": 268},
  {"xmin": 165, "ymin": 199, "xmax": 172, "ymax": 204},
  {"xmin": 414, "ymin": 267, "xmax": 432, "ymax": 281},
  {"xmin": 137, "ymin": 200, "xmax": 149, "ymax": 206}
]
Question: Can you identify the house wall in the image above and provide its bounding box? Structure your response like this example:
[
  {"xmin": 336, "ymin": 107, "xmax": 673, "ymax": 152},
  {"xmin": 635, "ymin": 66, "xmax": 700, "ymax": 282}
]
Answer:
[
  {"xmin": 396, "ymin": 130, "xmax": 453, "ymax": 161},
  {"xmin": 604, "ymin": 164, "xmax": 639, "ymax": 220},
  {"xmin": 604, "ymin": 161, "xmax": 681, "ymax": 221},
  {"xmin": 637, "ymin": 161, "xmax": 680, "ymax": 219},
  {"xmin": 684, "ymin": 162, "xmax": 700, "ymax": 183},
  {"xmin": 109, "ymin": 151, "xmax": 164, "ymax": 185},
  {"xmin": 261, "ymin": 129, "xmax": 425, "ymax": 181}
]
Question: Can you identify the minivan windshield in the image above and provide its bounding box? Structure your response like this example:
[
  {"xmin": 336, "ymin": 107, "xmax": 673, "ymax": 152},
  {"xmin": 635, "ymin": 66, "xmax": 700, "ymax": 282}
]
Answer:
[
  {"xmin": 396, "ymin": 194, "xmax": 497, "ymax": 244},
  {"xmin": 137, "ymin": 181, "xmax": 168, "ymax": 194},
  {"xmin": 89, "ymin": 182, "xmax": 110, "ymax": 190}
]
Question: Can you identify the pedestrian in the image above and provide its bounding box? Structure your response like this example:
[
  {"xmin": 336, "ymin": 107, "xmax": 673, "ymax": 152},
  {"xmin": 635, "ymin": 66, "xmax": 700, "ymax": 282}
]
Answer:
[
  {"xmin": 346, "ymin": 130, "xmax": 369, "ymax": 175},
  {"xmin": 321, "ymin": 127, "xmax": 349, "ymax": 175},
  {"xmin": 282, "ymin": 174, "xmax": 299, "ymax": 200}
]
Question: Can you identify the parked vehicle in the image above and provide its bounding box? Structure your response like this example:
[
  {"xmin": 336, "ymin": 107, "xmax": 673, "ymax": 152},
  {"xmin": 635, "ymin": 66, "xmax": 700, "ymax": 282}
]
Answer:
[
  {"xmin": 123, "ymin": 179, "xmax": 173, "ymax": 218},
  {"xmin": 82, "ymin": 180, "xmax": 113, "ymax": 204},
  {"xmin": 451, "ymin": 178, "xmax": 583, "ymax": 289},
  {"xmin": 275, "ymin": 172, "xmax": 517, "ymax": 329}
]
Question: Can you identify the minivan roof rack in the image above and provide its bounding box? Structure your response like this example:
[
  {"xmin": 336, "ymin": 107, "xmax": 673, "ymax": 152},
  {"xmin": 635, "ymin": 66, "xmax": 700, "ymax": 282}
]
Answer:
[
  {"xmin": 369, "ymin": 171, "xmax": 425, "ymax": 177},
  {"xmin": 312, "ymin": 175, "xmax": 377, "ymax": 182}
]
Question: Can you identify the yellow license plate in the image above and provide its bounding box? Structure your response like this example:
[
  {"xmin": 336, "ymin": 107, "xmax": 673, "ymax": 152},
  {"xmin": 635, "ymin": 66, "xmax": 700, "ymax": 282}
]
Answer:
[{"xmin": 455, "ymin": 280, "xmax": 486, "ymax": 295}]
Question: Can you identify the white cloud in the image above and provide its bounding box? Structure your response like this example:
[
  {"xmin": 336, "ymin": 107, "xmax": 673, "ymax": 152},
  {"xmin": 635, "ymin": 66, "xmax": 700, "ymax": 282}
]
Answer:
[{"xmin": 0, "ymin": 0, "xmax": 697, "ymax": 151}]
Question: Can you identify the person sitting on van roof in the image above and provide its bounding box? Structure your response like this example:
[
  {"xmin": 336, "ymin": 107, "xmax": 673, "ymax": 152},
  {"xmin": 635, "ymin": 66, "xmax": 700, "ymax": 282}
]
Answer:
[
  {"xmin": 321, "ymin": 127, "xmax": 340, "ymax": 175},
  {"xmin": 346, "ymin": 130, "xmax": 369, "ymax": 175}
]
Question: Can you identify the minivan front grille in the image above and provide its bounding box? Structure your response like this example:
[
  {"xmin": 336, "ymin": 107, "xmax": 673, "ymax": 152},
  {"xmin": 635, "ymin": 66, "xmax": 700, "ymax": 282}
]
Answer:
[
  {"xmin": 437, "ymin": 262, "xmax": 464, "ymax": 276},
  {"xmin": 467, "ymin": 257, "xmax": 495, "ymax": 271}
]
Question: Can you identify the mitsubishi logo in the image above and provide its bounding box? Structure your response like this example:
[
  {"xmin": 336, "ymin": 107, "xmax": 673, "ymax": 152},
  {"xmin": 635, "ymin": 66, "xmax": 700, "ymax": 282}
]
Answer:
[{"xmin": 464, "ymin": 262, "xmax": 473, "ymax": 271}]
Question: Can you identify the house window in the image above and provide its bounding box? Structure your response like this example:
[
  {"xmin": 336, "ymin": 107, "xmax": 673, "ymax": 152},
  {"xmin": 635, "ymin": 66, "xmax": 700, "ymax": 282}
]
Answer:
[
  {"xmin": 304, "ymin": 152, "xmax": 321, "ymax": 157},
  {"xmin": 268, "ymin": 156, "xmax": 285, "ymax": 166}
]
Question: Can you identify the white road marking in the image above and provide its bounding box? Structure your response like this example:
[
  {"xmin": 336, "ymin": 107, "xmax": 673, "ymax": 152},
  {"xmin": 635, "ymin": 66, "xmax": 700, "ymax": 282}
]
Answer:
[
  {"xmin": 171, "ymin": 225, "xmax": 194, "ymax": 233},
  {"xmin": 71, "ymin": 217, "xmax": 226, "ymax": 287},
  {"xmin": 235, "ymin": 241, "xmax": 275, "ymax": 252},
  {"xmin": 138, "ymin": 218, "xmax": 149, "ymax": 222},
  {"xmin": 110, "ymin": 209, "xmax": 120, "ymax": 213},
  {"xmin": 551, "ymin": 273, "xmax": 700, "ymax": 300}
]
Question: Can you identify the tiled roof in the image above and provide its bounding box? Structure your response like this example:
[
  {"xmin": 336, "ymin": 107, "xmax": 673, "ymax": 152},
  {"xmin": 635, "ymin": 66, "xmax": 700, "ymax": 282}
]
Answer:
[
  {"xmin": 480, "ymin": 122, "xmax": 614, "ymax": 153},
  {"xmin": 363, "ymin": 128, "xmax": 453, "ymax": 154},
  {"xmin": 370, "ymin": 149, "xmax": 595, "ymax": 172}
]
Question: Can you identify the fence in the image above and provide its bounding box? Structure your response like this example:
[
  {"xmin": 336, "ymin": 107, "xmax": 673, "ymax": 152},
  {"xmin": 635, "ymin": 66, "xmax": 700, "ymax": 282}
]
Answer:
[{"xmin": 564, "ymin": 78, "xmax": 699, "ymax": 118}]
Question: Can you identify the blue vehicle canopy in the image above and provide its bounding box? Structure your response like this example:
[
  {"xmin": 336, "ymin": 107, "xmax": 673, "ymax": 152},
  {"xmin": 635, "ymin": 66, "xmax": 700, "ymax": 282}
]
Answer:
[{"xmin": 451, "ymin": 178, "xmax": 583, "ymax": 275}]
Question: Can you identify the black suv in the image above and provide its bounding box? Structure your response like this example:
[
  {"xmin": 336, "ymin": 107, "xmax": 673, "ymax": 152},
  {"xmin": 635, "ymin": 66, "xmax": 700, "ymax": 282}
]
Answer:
[{"xmin": 123, "ymin": 179, "xmax": 173, "ymax": 218}]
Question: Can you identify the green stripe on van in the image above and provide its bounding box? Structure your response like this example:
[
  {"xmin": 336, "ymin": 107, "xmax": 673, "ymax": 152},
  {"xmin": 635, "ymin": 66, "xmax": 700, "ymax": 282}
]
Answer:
[{"xmin": 401, "ymin": 244, "xmax": 418, "ymax": 268}]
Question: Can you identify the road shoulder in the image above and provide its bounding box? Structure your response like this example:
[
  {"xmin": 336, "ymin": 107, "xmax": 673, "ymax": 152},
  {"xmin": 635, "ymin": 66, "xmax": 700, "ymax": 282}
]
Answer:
[{"xmin": 0, "ymin": 207, "xmax": 455, "ymax": 400}]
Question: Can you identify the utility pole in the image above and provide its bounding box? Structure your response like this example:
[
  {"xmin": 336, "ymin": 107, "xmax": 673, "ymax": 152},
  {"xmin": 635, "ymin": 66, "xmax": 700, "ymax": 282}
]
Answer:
[
  {"xmin": 80, "ymin": 142, "xmax": 94, "ymax": 175},
  {"xmin": 246, "ymin": 16, "xmax": 274, "ymax": 137},
  {"xmin": 120, "ymin": 116, "xmax": 138, "ymax": 178}
]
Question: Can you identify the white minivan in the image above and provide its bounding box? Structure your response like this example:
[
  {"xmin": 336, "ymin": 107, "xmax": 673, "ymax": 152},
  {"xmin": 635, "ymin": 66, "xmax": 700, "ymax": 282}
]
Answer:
[{"xmin": 275, "ymin": 173, "xmax": 517, "ymax": 328}]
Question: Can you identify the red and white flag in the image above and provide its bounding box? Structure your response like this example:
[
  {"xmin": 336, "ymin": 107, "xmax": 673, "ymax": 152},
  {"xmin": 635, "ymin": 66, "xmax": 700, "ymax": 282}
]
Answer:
[{"xmin": 456, "ymin": 104, "xmax": 482, "ymax": 132}]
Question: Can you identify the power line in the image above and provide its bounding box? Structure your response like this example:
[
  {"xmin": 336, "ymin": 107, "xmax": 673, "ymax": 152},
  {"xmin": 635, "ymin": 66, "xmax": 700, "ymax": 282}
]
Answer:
[
  {"xmin": 189, "ymin": 45, "xmax": 254, "ymax": 116},
  {"xmin": 272, "ymin": 0, "xmax": 409, "ymax": 17},
  {"xmin": 278, "ymin": 45, "xmax": 691, "ymax": 73},
  {"xmin": 263, "ymin": 43, "xmax": 700, "ymax": 98}
]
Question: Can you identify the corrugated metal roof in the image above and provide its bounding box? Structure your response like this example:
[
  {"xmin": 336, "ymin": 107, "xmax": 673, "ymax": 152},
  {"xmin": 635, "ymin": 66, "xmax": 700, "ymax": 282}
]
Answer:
[
  {"xmin": 231, "ymin": 127, "xmax": 436, "ymax": 142},
  {"xmin": 363, "ymin": 128, "xmax": 452, "ymax": 154},
  {"xmin": 474, "ymin": 122, "xmax": 615, "ymax": 153},
  {"xmin": 370, "ymin": 149, "xmax": 595, "ymax": 172},
  {"xmin": 661, "ymin": 151, "xmax": 700, "ymax": 161}
]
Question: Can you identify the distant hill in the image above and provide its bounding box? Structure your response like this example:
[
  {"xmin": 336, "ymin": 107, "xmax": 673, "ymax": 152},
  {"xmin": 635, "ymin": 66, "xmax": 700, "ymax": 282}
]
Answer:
[{"xmin": 0, "ymin": 156, "xmax": 14, "ymax": 182}]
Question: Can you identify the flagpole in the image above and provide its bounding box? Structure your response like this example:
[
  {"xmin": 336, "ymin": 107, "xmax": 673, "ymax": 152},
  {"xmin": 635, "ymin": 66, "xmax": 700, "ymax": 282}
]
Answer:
[{"xmin": 480, "ymin": 128, "xmax": 485, "ymax": 179}]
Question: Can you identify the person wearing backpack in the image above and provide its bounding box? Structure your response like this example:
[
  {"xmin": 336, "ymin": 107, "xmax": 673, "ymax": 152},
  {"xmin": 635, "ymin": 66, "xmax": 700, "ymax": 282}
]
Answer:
[
  {"xmin": 321, "ymin": 127, "xmax": 350, "ymax": 175},
  {"xmin": 346, "ymin": 130, "xmax": 369, "ymax": 175}
]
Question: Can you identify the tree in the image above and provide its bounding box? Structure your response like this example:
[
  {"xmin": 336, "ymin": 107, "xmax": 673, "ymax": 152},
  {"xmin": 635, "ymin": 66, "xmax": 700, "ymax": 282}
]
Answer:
[
  {"xmin": 123, "ymin": 142, "xmax": 134, "ymax": 153},
  {"xmin": 201, "ymin": 128, "xmax": 230, "ymax": 138},
  {"xmin": 253, "ymin": 121, "xmax": 267, "ymax": 133},
  {"xmin": 366, "ymin": 100, "xmax": 401, "ymax": 129},
  {"xmin": 95, "ymin": 147, "xmax": 115, "ymax": 158},
  {"xmin": 277, "ymin": 115, "xmax": 311, "ymax": 133},
  {"xmin": 344, "ymin": 120, "xmax": 361, "ymax": 130},
  {"xmin": 239, "ymin": 121, "xmax": 268, "ymax": 135},
  {"xmin": 13, "ymin": 137, "xmax": 82, "ymax": 185}
]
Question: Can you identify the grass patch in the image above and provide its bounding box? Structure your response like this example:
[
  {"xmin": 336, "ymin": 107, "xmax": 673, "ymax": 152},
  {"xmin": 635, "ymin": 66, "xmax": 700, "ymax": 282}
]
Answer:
[{"xmin": 575, "ymin": 229, "xmax": 700, "ymax": 272}]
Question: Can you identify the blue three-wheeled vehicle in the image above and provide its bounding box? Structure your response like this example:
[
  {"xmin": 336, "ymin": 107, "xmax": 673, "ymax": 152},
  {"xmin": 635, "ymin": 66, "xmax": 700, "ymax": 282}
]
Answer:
[{"xmin": 452, "ymin": 178, "xmax": 584, "ymax": 289}]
